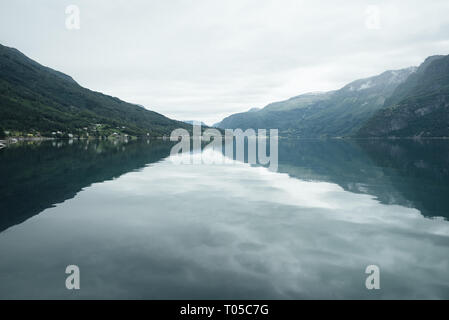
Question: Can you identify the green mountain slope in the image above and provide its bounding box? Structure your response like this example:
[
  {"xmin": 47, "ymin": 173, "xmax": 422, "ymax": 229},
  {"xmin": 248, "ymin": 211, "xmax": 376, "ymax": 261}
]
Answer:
[
  {"xmin": 216, "ymin": 67, "xmax": 416, "ymax": 137},
  {"xmin": 358, "ymin": 55, "xmax": 449, "ymax": 137},
  {"xmin": 0, "ymin": 44, "xmax": 190, "ymax": 137}
]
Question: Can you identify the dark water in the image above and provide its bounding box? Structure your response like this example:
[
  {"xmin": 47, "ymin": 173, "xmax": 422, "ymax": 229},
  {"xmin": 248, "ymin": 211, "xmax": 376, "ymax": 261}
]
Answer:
[{"xmin": 0, "ymin": 138, "xmax": 448, "ymax": 299}]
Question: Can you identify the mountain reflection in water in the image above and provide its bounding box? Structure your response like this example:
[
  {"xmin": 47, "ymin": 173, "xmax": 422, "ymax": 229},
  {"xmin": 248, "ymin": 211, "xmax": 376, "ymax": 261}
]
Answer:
[{"xmin": 0, "ymin": 138, "xmax": 448, "ymax": 299}]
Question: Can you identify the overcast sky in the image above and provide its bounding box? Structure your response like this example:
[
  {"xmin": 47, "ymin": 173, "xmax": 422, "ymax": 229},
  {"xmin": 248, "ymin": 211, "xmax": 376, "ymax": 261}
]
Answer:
[{"xmin": 1, "ymin": 0, "xmax": 449, "ymax": 125}]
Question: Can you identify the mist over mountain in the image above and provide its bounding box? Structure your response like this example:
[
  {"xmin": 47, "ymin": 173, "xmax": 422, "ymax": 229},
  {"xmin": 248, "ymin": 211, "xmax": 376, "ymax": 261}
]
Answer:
[
  {"xmin": 216, "ymin": 66, "xmax": 418, "ymax": 137},
  {"xmin": 217, "ymin": 54, "xmax": 449, "ymax": 138}
]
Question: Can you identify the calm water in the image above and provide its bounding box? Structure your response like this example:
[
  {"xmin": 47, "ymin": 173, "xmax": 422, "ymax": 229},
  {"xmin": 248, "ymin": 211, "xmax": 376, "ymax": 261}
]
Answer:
[{"xmin": 0, "ymin": 138, "xmax": 449, "ymax": 299}]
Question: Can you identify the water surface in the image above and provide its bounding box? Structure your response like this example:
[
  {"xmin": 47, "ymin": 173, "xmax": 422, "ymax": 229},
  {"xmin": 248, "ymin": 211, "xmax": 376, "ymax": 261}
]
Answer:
[{"xmin": 0, "ymin": 139, "xmax": 448, "ymax": 299}]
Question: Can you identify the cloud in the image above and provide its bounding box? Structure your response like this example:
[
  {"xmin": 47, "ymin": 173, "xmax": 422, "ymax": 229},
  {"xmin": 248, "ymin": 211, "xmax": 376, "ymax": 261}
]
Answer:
[{"xmin": 1, "ymin": 0, "xmax": 449, "ymax": 124}]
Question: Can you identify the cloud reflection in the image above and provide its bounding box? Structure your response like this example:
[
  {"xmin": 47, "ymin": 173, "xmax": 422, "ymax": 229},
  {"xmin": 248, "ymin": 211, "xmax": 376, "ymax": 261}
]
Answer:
[{"xmin": 0, "ymin": 150, "xmax": 448, "ymax": 299}]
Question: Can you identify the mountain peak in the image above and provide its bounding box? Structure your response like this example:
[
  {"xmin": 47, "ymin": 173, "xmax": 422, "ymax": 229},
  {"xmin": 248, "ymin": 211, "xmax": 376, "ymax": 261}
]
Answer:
[
  {"xmin": 416, "ymin": 55, "xmax": 447, "ymax": 73},
  {"xmin": 216, "ymin": 61, "xmax": 421, "ymax": 136},
  {"xmin": 358, "ymin": 54, "xmax": 449, "ymax": 137},
  {"xmin": 342, "ymin": 67, "xmax": 416, "ymax": 93},
  {"xmin": 0, "ymin": 43, "xmax": 78, "ymax": 85}
]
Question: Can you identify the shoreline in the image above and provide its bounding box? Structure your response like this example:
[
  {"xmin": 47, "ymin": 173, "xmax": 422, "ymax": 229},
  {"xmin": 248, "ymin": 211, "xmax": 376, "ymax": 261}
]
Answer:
[{"xmin": 2, "ymin": 135, "xmax": 449, "ymax": 148}]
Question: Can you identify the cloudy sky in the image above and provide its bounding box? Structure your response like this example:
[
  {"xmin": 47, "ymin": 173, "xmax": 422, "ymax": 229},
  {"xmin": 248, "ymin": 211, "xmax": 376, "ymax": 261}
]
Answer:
[{"xmin": 1, "ymin": 0, "xmax": 449, "ymax": 125}]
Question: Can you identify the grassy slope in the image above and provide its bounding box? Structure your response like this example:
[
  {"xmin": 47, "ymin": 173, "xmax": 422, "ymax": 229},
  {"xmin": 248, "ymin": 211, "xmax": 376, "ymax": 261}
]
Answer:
[
  {"xmin": 0, "ymin": 44, "xmax": 190, "ymax": 137},
  {"xmin": 217, "ymin": 68, "xmax": 415, "ymax": 137},
  {"xmin": 358, "ymin": 55, "xmax": 449, "ymax": 137}
]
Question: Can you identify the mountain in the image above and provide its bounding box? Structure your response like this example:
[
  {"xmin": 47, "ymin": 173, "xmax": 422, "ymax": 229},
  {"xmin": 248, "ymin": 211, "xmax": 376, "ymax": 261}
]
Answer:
[
  {"xmin": 358, "ymin": 55, "xmax": 449, "ymax": 137},
  {"xmin": 216, "ymin": 67, "xmax": 417, "ymax": 137},
  {"xmin": 0, "ymin": 44, "xmax": 190, "ymax": 137},
  {"xmin": 183, "ymin": 120, "xmax": 209, "ymax": 127}
]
